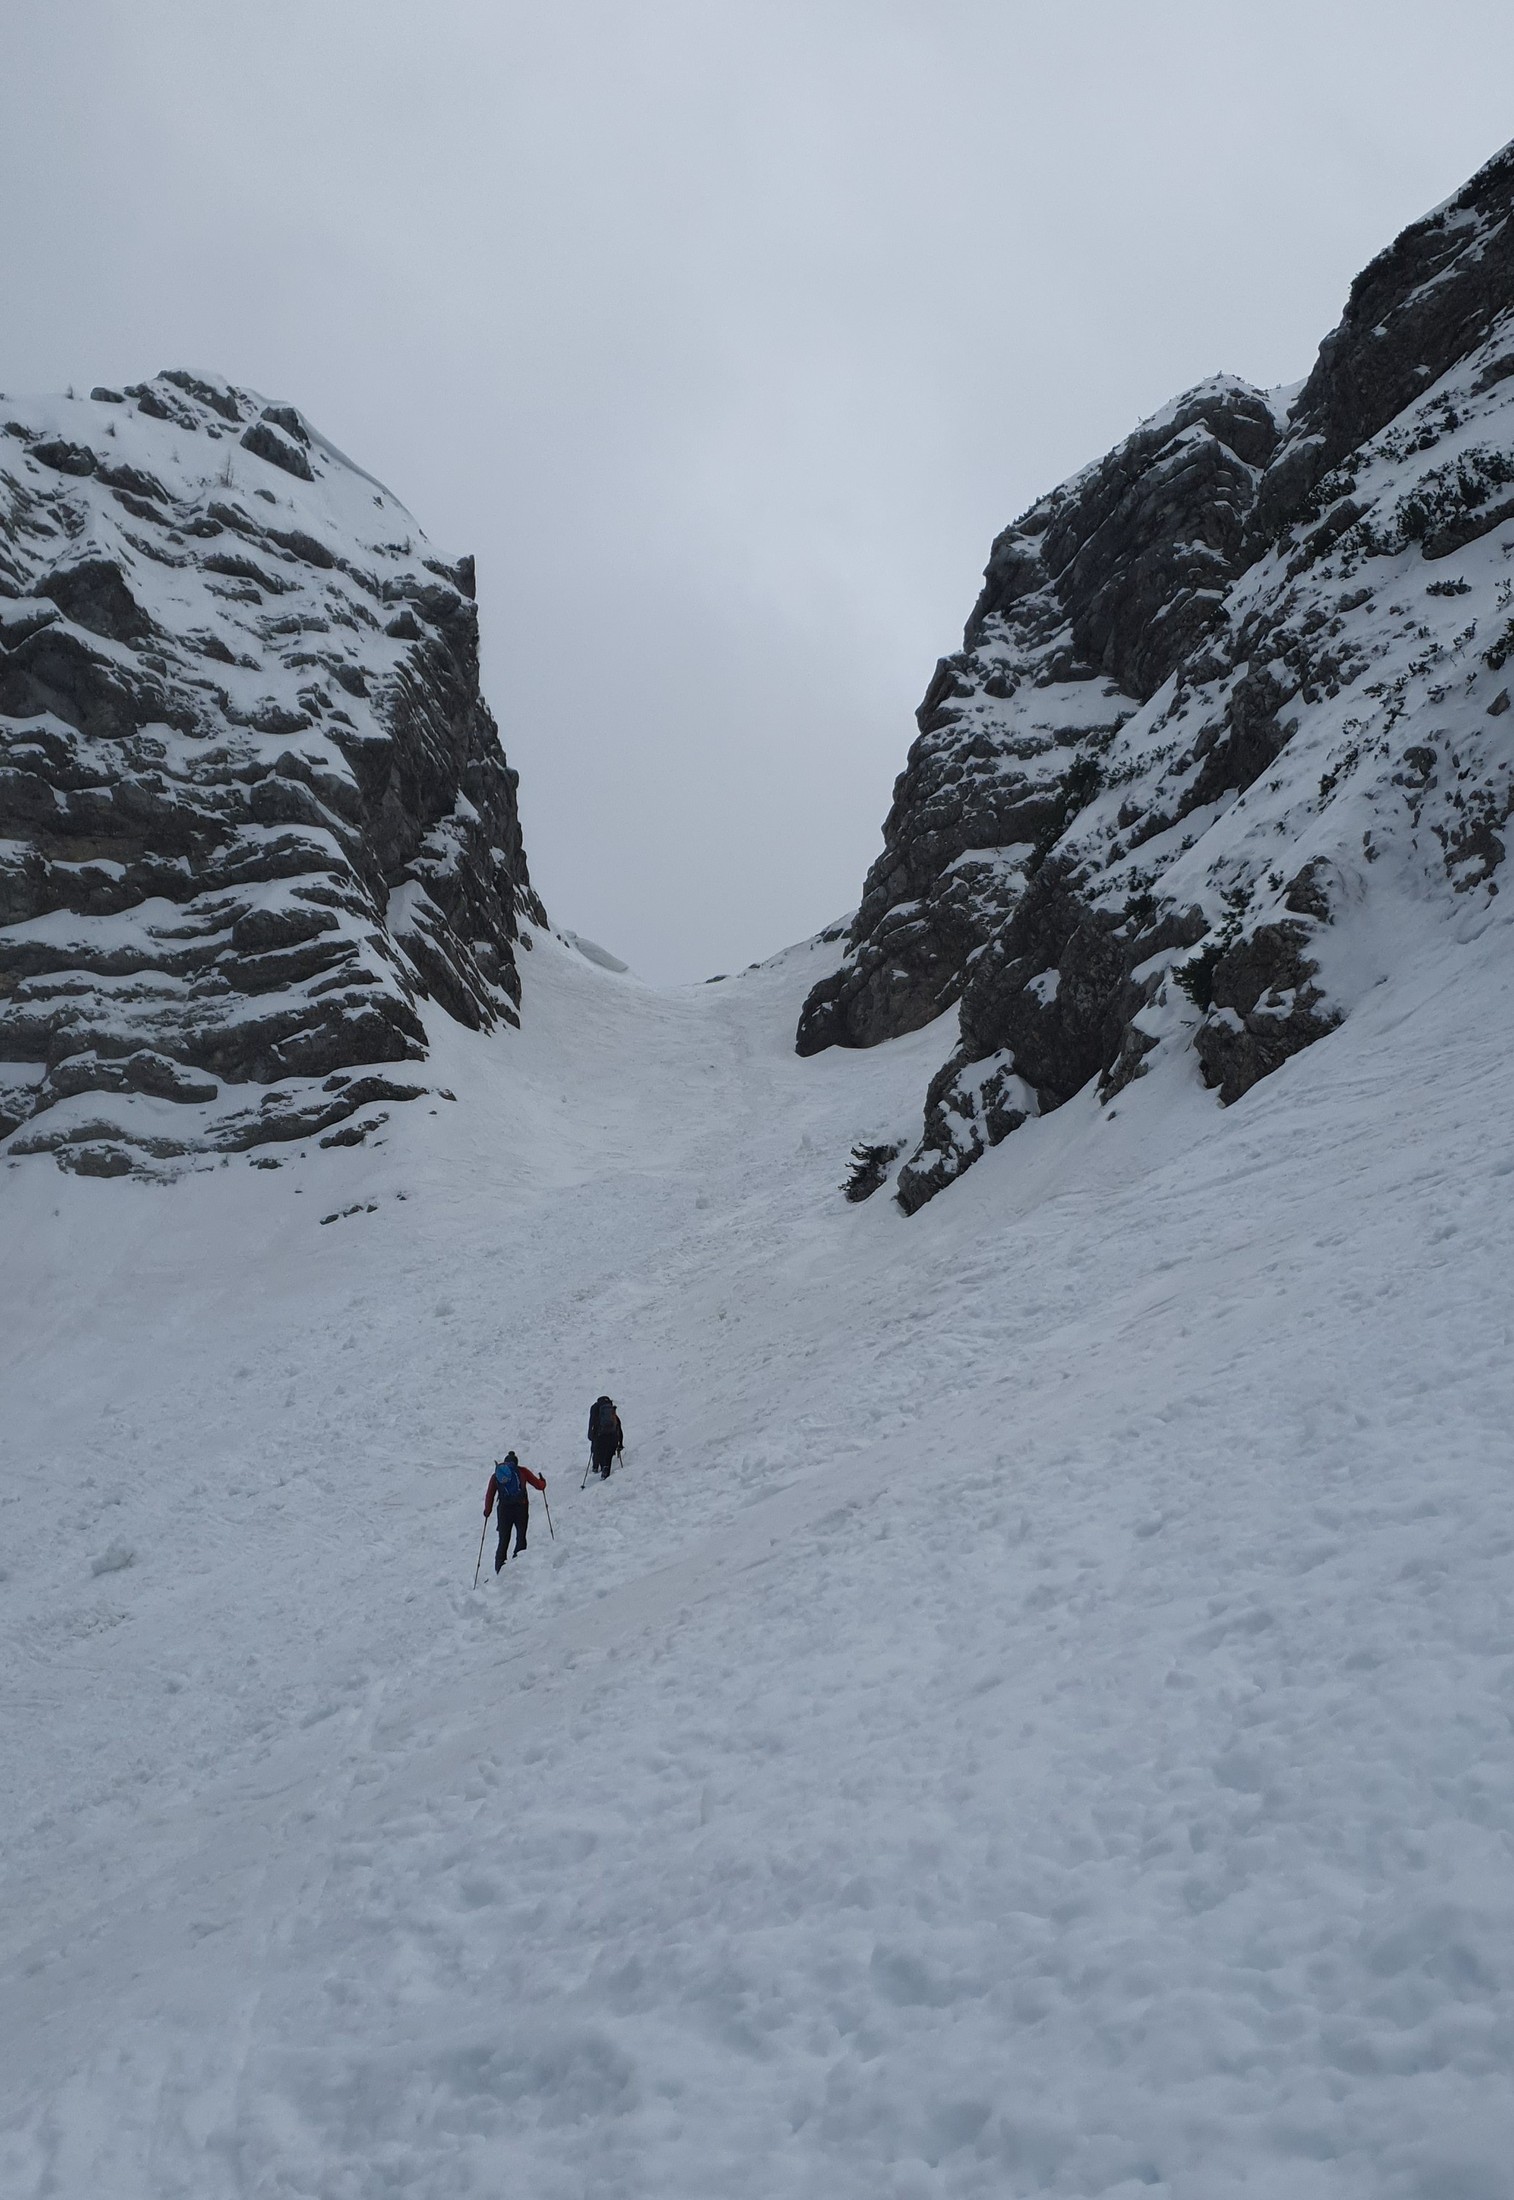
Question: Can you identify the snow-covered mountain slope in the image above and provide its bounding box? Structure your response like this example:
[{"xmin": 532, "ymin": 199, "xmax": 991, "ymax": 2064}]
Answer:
[
  {"xmin": 800, "ymin": 139, "xmax": 1514, "ymax": 1214},
  {"xmin": 4, "ymin": 912, "xmax": 1514, "ymax": 2197},
  {"xmin": 0, "ymin": 371, "xmax": 541, "ymax": 1174}
]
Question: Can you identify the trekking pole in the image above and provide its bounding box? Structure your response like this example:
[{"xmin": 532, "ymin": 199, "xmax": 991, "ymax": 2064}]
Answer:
[
  {"xmin": 581, "ymin": 1450, "xmax": 593, "ymax": 1491},
  {"xmin": 472, "ymin": 1516, "xmax": 488, "ymax": 1589},
  {"xmin": 542, "ymin": 1491, "xmax": 556, "ymax": 1541}
]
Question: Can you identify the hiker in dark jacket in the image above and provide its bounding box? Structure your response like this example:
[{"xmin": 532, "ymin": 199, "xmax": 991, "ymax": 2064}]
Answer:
[
  {"xmin": 588, "ymin": 1396, "xmax": 623, "ymax": 1478},
  {"xmin": 485, "ymin": 1451, "xmax": 546, "ymax": 1569}
]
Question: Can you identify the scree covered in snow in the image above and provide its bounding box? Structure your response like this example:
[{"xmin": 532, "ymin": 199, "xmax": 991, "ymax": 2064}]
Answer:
[{"xmin": 3, "ymin": 896, "xmax": 1514, "ymax": 2197}]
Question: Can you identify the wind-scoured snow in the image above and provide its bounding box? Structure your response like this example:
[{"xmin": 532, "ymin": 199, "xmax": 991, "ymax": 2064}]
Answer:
[{"xmin": 3, "ymin": 905, "xmax": 1513, "ymax": 2197}]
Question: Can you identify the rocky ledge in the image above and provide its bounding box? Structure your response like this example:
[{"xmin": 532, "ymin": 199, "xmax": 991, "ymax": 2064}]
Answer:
[
  {"xmin": 0, "ymin": 371, "xmax": 543, "ymax": 1176},
  {"xmin": 802, "ymin": 138, "xmax": 1514, "ymax": 1210}
]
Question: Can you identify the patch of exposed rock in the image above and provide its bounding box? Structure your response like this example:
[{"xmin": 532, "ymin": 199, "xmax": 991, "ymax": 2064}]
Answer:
[
  {"xmin": 803, "ymin": 140, "xmax": 1514, "ymax": 1210},
  {"xmin": 796, "ymin": 377, "xmax": 1279, "ymax": 1058},
  {"xmin": 0, "ymin": 372, "xmax": 543, "ymax": 1175}
]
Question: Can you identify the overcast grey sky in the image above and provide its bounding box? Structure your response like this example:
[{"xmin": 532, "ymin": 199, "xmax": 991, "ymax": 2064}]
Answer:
[{"xmin": 5, "ymin": 3, "xmax": 1513, "ymax": 980}]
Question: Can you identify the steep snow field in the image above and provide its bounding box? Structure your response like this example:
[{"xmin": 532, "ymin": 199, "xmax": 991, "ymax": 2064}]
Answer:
[{"xmin": 4, "ymin": 908, "xmax": 1514, "ymax": 2199}]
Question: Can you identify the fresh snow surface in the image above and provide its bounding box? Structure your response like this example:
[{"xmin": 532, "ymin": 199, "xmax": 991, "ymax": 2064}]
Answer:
[{"xmin": 3, "ymin": 912, "xmax": 1514, "ymax": 2198}]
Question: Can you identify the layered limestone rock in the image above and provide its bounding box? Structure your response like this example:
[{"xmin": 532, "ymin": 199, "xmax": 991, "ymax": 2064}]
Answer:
[
  {"xmin": 803, "ymin": 140, "xmax": 1514, "ymax": 1211},
  {"xmin": 796, "ymin": 377, "xmax": 1280, "ymax": 1060},
  {"xmin": 0, "ymin": 371, "xmax": 543, "ymax": 1175}
]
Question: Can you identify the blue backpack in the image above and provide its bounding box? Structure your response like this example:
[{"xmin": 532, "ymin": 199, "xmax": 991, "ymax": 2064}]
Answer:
[{"xmin": 494, "ymin": 1457, "xmax": 522, "ymax": 1502}]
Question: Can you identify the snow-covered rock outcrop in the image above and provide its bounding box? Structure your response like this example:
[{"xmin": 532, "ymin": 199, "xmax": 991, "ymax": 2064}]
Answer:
[
  {"xmin": 0, "ymin": 371, "xmax": 543, "ymax": 1175},
  {"xmin": 802, "ymin": 140, "xmax": 1514, "ymax": 1211}
]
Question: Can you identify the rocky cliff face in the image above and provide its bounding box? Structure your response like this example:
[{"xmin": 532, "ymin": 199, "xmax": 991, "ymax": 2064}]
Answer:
[
  {"xmin": 0, "ymin": 371, "xmax": 543, "ymax": 1176},
  {"xmin": 804, "ymin": 139, "xmax": 1514, "ymax": 1212}
]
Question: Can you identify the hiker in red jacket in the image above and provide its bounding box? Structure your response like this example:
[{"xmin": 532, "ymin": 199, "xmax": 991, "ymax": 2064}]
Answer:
[{"xmin": 485, "ymin": 1451, "xmax": 546, "ymax": 1570}]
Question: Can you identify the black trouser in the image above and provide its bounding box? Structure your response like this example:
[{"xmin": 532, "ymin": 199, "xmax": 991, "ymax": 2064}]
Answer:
[
  {"xmin": 495, "ymin": 1493, "xmax": 528, "ymax": 1566},
  {"xmin": 591, "ymin": 1437, "xmax": 616, "ymax": 1476}
]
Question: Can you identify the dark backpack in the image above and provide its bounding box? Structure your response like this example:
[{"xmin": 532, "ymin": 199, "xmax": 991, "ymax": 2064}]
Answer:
[
  {"xmin": 494, "ymin": 1457, "xmax": 522, "ymax": 1502},
  {"xmin": 591, "ymin": 1397, "xmax": 615, "ymax": 1441}
]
